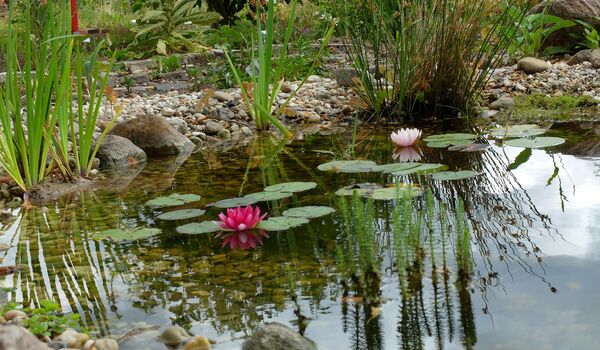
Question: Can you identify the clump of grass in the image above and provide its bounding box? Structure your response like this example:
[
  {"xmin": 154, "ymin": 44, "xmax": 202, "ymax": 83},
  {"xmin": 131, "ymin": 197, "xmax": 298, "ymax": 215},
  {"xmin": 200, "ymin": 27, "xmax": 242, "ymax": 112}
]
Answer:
[{"xmin": 504, "ymin": 93, "xmax": 600, "ymax": 122}]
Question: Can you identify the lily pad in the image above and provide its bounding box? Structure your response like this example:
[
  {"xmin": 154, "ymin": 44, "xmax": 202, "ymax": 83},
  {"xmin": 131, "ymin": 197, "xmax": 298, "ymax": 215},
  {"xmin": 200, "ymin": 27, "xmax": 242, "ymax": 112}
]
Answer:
[
  {"xmin": 424, "ymin": 133, "xmax": 478, "ymax": 148},
  {"xmin": 147, "ymin": 193, "xmax": 201, "ymax": 208},
  {"xmin": 370, "ymin": 186, "xmax": 424, "ymax": 200},
  {"xmin": 176, "ymin": 221, "xmax": 221, "ymax": 235},
  {"xmin": 282, "ymin": 206, "xmax": 336, "ymax": 219},
  {"xmin": 317, "ymin": 160, "xmax": 378, "ymax": 173},
  {"xmin": 373, "ymin": 163, "xmax": 422, "ymax": 173},
  {"xmin": 391, "ymin": 163, "xmax": 447, "ymax": 176},
  {"xmin": 245, "ymin": 191, "xmax": 293, "ymax": 202},
  {"xmin": 157, "ymin": 209, "xmax": 206, "ymax": 221},
  {"xmin": 264, "ymin": 182, "xmax": 317, "ymax": 193},
  {"xmin": 431, "ymin": 171, "xmax": 479, "ymax": 181},
  {"xmin": 504, "ymin": 137, "xmax": 565, "ymax": 149},
  {"xmin": 491, "ymin": 124, "xmax": 546, "ymax": 138},
  {"xmin": 448, "ymin": 143, "xmax": 490, "ymax": 152},
  {"xmin": 214, "ymin": 197, "xmax": 259, "ymax": 208},
  {"xmin": 93, "ymin": 228, "xmax": 161, "ymax": 242},
  {"xmin": 257, "ymin": 217, "xmax": 310, "ymax": 231},
  {"xmin": 335, "ymin": 183, "xmax": 383, "ymax": 197}
]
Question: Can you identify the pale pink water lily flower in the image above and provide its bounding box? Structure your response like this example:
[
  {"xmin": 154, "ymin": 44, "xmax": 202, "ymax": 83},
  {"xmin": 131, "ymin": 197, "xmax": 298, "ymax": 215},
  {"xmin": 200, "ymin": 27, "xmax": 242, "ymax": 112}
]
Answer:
[
  {"xmin": 391, "ymin": 128, "xmax": 422, "ymax": 147},
  {"xmin": 217, "ymin": 206, "xmax": 267, "ymax": 231},
  {"xmin": 392, "ymin": 146, "xmax": 422, "ymax": 162}
]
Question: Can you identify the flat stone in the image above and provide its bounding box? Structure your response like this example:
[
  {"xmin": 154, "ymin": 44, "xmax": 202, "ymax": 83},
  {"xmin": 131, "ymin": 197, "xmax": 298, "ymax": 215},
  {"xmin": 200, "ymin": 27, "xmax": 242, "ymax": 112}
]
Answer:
[
  {"xmin": 204, "ymin": 120, "xmax": 224, "ymax": 135},
  {"xmin": 95, "ymin": 135, "xmax": 147, "ymax": 170},
  {"xmin": 489, "ymin": 96, "xmax": 514, "ymax": 110},
  {"xmin": 242, "ymin": 323, "xmax": 317, "ymax": 350},
  {"xmin": 333, "ymin": 68, "xmax": 360, "ymax": 87},
  {"xmin": 517, "ymin": 57, "xmax": 552, "ymax": 74},
  {"xmin": 109, "ymin": 115, "xmax": 194, "ymax": 156},
  {"xmin": 213, "ymin": 91, "xmax": 233, "ymax": 102}
]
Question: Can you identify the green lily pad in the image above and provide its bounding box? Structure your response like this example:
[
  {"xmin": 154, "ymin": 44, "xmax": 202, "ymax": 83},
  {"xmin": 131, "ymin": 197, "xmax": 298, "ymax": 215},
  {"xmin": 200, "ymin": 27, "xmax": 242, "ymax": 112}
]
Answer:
[
  {"xmin": 317, "ymin": 160, "xmax": 378, "ymax": 173},
  {"xmin": 335, "ymin": 183, "xmax": 383, "ymax": 196},
  {"xmin": 373, "ymin": 163, "xmax": 422, "ymax": 173},
  {"xmin": 448, "ymin": 143, "xmax": 490, "ymax": 152},
  {"xmin": 504, "ymin": 137, "xmax": 565, "ymax": 149},
  {"xmin": 257, "ymin": 217, "xmax": 310, "ymax": 231},
  {"xmin": 147, "ymin": 193, "xmax": 201, "ymax": 208},
  {"xmin": 282, "ymin": 206, "xmax": 336, "ymax": 219},
  {"xmin": 93, "ymin": 228, "xmax": 161, "ymax": 242},
  {"xmin": 176, "ymin": 221, "xmax": 221, "ymax": 235},
  {"xmin": 264, "ymin": 182, "xmax": 317, "ymax": 193},
  {"xmin": 157, "ymin": 209, "xmax": 206, "ymax": 221},
  {"xmin": 245, "ymin": 191, "xmax": 293, "ymax": 202},
  {"xmin": 214, "ymin": 197, "xmax": 259, "ymax": 208},
  {"xmin": 370, "ymin": 186, "xmax": 424, "ymax": 200},
  {"xmin": 491, "ymin": 124, "xmax": 546, "ymax": 138},
  {"xmin": 424, "ymin": 133, "xmax": 478, "ymax": 148},
  {"xmin": 431, "ymin": 170, "xmax": 479, "ymax": 181},
  {"xmin": 391, "ymin": 163, "xmax": 447, "ymax": 176}
]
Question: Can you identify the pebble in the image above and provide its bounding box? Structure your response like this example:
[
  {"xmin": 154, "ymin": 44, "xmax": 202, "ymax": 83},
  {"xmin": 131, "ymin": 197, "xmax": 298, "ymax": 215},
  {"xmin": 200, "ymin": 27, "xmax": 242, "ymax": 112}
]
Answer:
[
  {"xmin": 159, "ymin": 325, "xmax": 190, "ymax": 347},
  {"xmin": 182, "ymin": 335, "xmax": 211, "ymax": 350},
  {"xmin": 212, "ymin": 91, "xmax": 233, "ymax": 102},
  {"xmin": 4, "ymin": 310, "xmax": 28, "ymax": 322},
  {"xmin": 217, "ymin": 128, "xmax": 231, "ymax": 140},
  {"xmin": 204, "ymin": 120, "xmax": 224, "ymax": 135},
  {"xmin": 83, "ymin": 338, "xmax": 119, "ymax": 350},
  {"xmin": 53, "ymin": 328, "xmax": 89, "ymax": 348}
]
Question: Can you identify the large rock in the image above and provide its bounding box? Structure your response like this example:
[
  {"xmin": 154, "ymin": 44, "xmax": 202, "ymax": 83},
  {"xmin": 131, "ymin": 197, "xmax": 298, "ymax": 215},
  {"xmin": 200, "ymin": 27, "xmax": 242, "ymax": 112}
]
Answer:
[
  {"xmin": 109, "ymin": 115, "xmax": 194, "ymax": 156},
  {"xmin": 517, "ymin": 57, "xmax": 551, "ymax": 74},
  {"xmin": 567, "ymin": 48, "xmax": 600, "ymax": 67},
  {"xmin": 530, "ymin": 0, "xmax": 600, "ymax": 49},
  {"xmin": 242, "ymin": 323, "xmax": 317, "ymax": 350},
  {"xmin": 0, "ymin": 325, "xmax": 53, "ymax": 350},
  {"xmin": 95, "ymin": 135, "xmax": 147, "ymax": 170}
]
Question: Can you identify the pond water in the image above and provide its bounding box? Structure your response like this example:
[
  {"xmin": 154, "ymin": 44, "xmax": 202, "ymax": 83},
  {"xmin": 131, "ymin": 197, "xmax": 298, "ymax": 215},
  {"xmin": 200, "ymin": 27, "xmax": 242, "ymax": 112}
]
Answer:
[{"xmin": 1, "ymin": 126, "xmax": 599, "ymax": 350}]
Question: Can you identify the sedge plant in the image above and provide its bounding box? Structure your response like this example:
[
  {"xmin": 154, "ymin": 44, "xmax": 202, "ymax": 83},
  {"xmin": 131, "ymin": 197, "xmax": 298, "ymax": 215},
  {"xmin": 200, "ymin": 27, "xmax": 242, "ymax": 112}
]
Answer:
[{"xmin": 223, "ymin": 0, "xmax": 335, "ymax": 136}]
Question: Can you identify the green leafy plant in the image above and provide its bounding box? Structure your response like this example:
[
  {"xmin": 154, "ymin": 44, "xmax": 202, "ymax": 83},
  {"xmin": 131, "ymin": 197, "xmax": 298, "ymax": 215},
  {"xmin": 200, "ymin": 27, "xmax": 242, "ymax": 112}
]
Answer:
[
  {"xmin": 154, "ymin": 54, "xmax": 182, "ymax": 73},
  {"xmin": 123, "ymin": 76, "xmax": 135, "ymax": 94},
  {"xmin": 573, "ymin": 19, "xmax": 600, "ymax": 50},
  {"xmin": 21, "ymin": 300, "xmax": 81, "ymax": 338},
  {"xmin": 131, "ymin": 0, "xmax": 221, "ymax": 56},
  {"xmin": 335, "ymin": 0, "xmax": 527, "ymax": 120},
  {"xmin": 223, "ymin": 0, "xmax": 335, "ymax": 136}
]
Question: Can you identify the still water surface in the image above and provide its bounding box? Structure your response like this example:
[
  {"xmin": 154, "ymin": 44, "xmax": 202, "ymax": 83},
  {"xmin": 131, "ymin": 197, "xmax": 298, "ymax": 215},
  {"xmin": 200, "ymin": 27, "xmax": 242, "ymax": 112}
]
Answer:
[{"xmin": 0, "ymin": 127, "xmax": 599, "ymax": 349}]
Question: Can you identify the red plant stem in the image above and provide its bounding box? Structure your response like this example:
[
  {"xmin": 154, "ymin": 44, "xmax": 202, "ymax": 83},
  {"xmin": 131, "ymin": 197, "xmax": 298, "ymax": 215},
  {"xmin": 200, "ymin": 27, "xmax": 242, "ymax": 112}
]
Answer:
[{"xmin": 71, "ymin": 0, "xmax": 79, "ymax": 33}]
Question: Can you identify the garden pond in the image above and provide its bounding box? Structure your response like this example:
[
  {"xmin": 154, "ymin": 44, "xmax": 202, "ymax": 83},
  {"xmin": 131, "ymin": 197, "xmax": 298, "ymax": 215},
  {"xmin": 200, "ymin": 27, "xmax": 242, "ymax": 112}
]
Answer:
[{"xmin": 0, "ymin": 125, "xmax": 599, "ymax": 350}]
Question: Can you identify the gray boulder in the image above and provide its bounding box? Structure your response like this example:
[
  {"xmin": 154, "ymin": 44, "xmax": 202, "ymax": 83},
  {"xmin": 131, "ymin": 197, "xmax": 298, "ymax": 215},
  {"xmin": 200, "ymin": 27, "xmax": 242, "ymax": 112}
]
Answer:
[
  {"xmin": 0, "ymin": 325, "xmax": 53, "ymax": 350},
  {"xmin": 242, "ymin": 323, "xmax": 317, "ymax": 350},
  {"xmin": 517, "ymin": 57, "xmax": 551, "ymax": 74},
  {"xmin": 567, "ymin": 48, "xmax": 600, "ymax": 68},
  {"xmin": 333, "ymin": 68, "xmax": 360, "ymax": 87},
  {"xmin": 95, "ymin": 135, "xmax": 147, "ymax": 170},
  {"xmin": 109, "ymin": 115, "xmax": 194, "ymax": 156}
]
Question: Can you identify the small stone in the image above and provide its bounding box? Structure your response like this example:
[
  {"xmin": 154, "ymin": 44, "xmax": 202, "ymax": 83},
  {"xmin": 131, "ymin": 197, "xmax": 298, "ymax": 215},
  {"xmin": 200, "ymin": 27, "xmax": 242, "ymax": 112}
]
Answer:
[
  {"xmin": 241, "ymin": 126, "xmax": 252, "ymax": 136},
  {"xmin": 83, "ymin": 338, "xmax": 119, "ymax": 350},
  {"xmin": 242, "ymin": 323, "xmax": 316, "ymax": 350},
  {"xmin": 217, "ymin": 128, "xmax": 231, "ymax": 140},
  {"xmin": 4, "ymin": 310, "xmax": 27, "ymax": 322},
  {"xmin": 166, "ymin": 118, "xmax": 188, "ymax": 135},
  {"xmin": 182, "ymin": 335, "xmax": 211, "ymax": 350},
  {"xmin": 159, "ymin": 326, "xmax": 190, "ymax": 347},
  {"xmin": 300, "ymin": 111, "xmax": 321, "ymax": 123},
  {"xmin": 479, "ymin": 109, "xmax": 498, "ymax": 118},
  {"xmin": 53, "ymin": 328, "xmax": 89, "ymax": 349},
  {"xmin": 280, "ymin": 82, "xmax": 293, "ymax": 93},
  {"xmin": 215, "ymin": 107, "xmax": 235, "ymax": 120},
  {"xmin": 489, "ymin": 96, "xmax": 514, "ymax": 110},
  {"xmin": 517, "ymin": 57, "xmax": 551, "ymax": 74},
  {"xmin": 213, "ymin": 91, "xmax": 233, "ymax": 102},
  {"xmin": 0, "ymin": 243, "xmax": 10, "ymax": 252},
  {"xmin": 306, "ymin": 75, "xmax": 321, "ymax": 83},
  {"xmin": 514, "ymin": 83, "xmax": 527, "ymax": 92},
  {"xmin": 204, "ymin": 120, "xmax": 224, "ymax": 135}
]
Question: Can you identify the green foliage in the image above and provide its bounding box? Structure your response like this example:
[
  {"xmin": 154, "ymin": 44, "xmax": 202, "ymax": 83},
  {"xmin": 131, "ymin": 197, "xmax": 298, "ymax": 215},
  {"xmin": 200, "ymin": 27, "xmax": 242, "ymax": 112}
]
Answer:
[
  {"xmin": 224, "ymin": 0, "xmax": 335, "ymax": 135},
  {"xmin": 504, "ymin": 3, "xmax": 577, "ymax": 58},
  {"xmin": 123, "ymin": 76, "xmax": 135, "ymax": 94},
  {"xmin": 154, "ymin": 54, "xmax": 182, "ymax": 73},
  {"xmin": 130, "ymin": 0, "xmax": 221, "ymax": 56},
  {"xmin": 18, "ymin": 301, "xmax": 80, "ymax": 338},
  {"xmin": 573, "ymin": 19, "xmax": 600, "ymax": 50},
  {"xmin": 335, "ymin": 0, "xmax": 523, "ymax": 120}
]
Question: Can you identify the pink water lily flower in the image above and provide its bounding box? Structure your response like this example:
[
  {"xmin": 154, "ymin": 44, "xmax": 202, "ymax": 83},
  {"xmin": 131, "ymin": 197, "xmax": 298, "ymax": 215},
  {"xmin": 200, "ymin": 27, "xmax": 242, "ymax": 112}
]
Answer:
[
  {"xmin": 217, "ymin": 206, "xmax": 267, "ymax": 231},
  {"xmin": 391, "ymin": 128, "xmax": 422, "ymax": 147}
]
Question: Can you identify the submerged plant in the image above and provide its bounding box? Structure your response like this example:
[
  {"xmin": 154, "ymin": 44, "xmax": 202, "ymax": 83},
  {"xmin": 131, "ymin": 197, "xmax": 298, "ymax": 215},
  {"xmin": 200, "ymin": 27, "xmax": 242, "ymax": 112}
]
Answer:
[
  {"xmin": 390, "ymin": 128, "xmax": 422, "ymax": 147},
  {"xmin": 217, "ymin": 205, "xmax": 267, "ymax": 231}
]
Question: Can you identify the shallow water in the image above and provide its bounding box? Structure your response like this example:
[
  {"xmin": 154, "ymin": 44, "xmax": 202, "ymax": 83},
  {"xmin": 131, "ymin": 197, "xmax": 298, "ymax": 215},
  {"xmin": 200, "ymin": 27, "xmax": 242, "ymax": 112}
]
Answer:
[{"xmin": 1, "ymin": 127, "xmax": 599, "ymax": 349}]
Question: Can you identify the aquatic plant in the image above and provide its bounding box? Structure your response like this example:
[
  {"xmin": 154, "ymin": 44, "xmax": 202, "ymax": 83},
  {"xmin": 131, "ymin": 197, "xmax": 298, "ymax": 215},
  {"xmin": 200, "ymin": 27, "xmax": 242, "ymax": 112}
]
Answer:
[
  {"xmin": 217, "ymin": 205, "xmax": 267, "ymax": 231},
  {"xmin": 390, "ymin": 128, "xmax": 422, "ymax": 147}
]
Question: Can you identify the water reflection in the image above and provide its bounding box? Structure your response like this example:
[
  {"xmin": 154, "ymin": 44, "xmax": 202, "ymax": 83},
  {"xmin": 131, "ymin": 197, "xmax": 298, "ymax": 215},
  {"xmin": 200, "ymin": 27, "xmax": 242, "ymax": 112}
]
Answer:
[
  {"xmin": 392, "ymin": 146, "xmax": 422, "ymax": 162},
  {"xmin": 0, "ymin": 130, "xmax": 598, "ymax": 349}
]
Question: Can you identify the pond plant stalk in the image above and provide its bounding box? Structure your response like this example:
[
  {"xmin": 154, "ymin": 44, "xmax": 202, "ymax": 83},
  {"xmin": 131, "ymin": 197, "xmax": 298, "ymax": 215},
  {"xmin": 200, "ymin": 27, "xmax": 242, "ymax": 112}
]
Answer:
[
  {"xmin": 224, "ymin": 0, "xmax": 335, "ymax": 137},
  {"xmin": 0, "ymin": 0, "xmax": 115, "ymax": 196}
]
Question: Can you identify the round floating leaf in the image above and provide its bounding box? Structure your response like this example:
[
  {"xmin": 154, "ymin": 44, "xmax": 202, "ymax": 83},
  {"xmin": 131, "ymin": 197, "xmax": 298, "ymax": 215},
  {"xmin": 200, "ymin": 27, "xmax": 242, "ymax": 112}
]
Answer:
[
  {"xmin": 214, "ymin": 197, "xmax": 258, "ymax": 208},
  {"xmin": 391, "ymin": 163, "xmax": 447, "ymax": 176},
  {"xmin": 257, "ymin": 217, "xmax": 310, "ymax": 231},
  {"xmin": 93, "ymin": 228, "xmax": 161, "ymax": 242},
  {"xmin": 318, "ymin": 160, "xmax": 378, "ymax": 173},
  {"xmin": 245, "ymin": 191, "xmax": 293, "ymax": 202},
  {"xmin": 373, "ymin": 163, "xmax": 422, "ymax": 173},
  {"xmin": 147, "ymin": 197, "xmax": 185, "ymax": 208},
  {"xmin": 264, "ymin": 182, "xmax": 317, "ymax": 193},
  {"xmin": 169, "ymin": 193, "xmax": 202, "ymax": 202},
  {"xmin": 431, "ymin": 171, "xmax": 479, "ymax": 181},
  {"xmin": 424, "ymin": 133, "xmax": 478, "ymax": 142},
  {"xmin": 157, "ymin": 209, "xmax": 206, "ymax": 221},
  {"xmin": 491, "ymin": 124, "xmax": 546, "ymax": 138},
  {"xmin": 282, "ymin": 206, "xmax": 336, "ymax": 219},
  {"xmin": 176, "ymin": 221, "xmax": 221, "ymax": 234},
  {"xmin": 370, "ymin": 186, "xmax": 424, "ymax": 200},
  {"xmin": 504, "ymin": 137, "xmax": 565, "ymax": 149},
  {"xmin": 335, "ymin": 183, "xmax": 383, "ymax": 197},
  {"xmin": 448, "ymin": 143, "xmax": 490, "ymax": 152}
]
